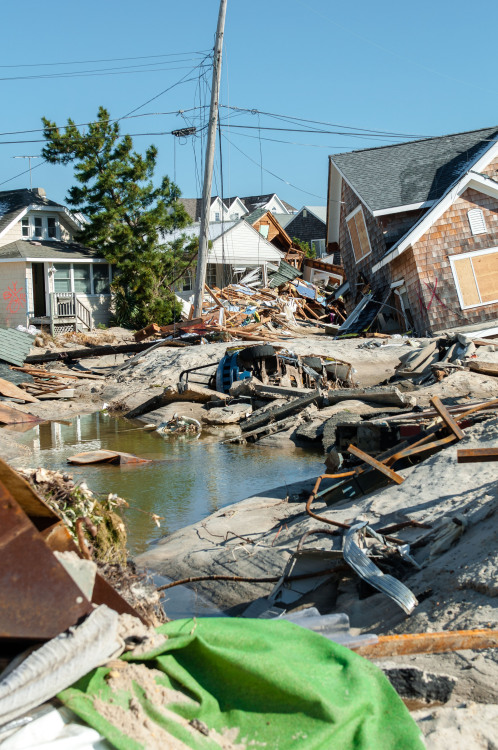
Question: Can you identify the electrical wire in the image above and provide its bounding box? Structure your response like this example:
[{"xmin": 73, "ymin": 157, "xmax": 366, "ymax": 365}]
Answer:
[
  {"xmin": 221, "ymin": 131, "xmax": 326, "ymax": 201},
  {"xmin": 0, "ymin": 62, "xmax": 211, "ymax": 83},
  {"xmin": 0, "ymin": 50, "xmax": 211, "ymax": 69}
]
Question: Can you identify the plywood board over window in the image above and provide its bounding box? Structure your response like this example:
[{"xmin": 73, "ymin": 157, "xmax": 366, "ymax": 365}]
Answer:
[
  {"xmin": 451, "ymin": 248, "xmax": 498, "ymax": 309},
  {"xmin": 346, "ymin": 206, "xmax": 372, "ymax": 263}
]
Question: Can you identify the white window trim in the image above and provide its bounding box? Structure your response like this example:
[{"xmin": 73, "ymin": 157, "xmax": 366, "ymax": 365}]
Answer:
[
  {"xmin": 345, "ymin": 205, "xmax": 372, "ymax": 264},
  {"xmin": 52, "ymin": 262, "xmax": 112, "ymax": 296},
  {"xmin": 450, "ymin": 246, "xmax": 498, "ymax": 310},
  {"xmin": 22, "ymin": 215, "xmax": 61, "ymax": 241}
]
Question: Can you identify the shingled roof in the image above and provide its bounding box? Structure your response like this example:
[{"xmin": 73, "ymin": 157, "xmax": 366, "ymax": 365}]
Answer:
[
  {"xmin": 330, "ymin": 126, "xmax": 498, "ymax": 213},
  {"xmin": 0, "ymin": 239, "xmax": 101, "ymax": 261},
  {"xmin": 0, "ymin": 188, "xmax": 67, "ymax": 238}
]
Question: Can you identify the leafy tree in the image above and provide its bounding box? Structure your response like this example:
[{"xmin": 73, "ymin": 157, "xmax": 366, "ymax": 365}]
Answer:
[
  {"xmin": 292, "ymin": 236, "xmax": 316, "ymax": 259},
  {"xmin": 42, "ymin": 106, "xmax": 197, "ymax": 328}
]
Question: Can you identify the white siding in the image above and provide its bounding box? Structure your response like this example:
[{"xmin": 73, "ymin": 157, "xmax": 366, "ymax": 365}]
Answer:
[{"xmin": 207, "ymin": 221, "xmax": 284, "ymax": 265}]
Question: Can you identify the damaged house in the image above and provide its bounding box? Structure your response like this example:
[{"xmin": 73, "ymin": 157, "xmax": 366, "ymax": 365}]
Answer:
[{"xmin": 327, "ymin": 126, "xmax": 498, "ymax": 336}]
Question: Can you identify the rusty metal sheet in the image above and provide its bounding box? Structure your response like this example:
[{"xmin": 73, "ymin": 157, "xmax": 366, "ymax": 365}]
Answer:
[
  {"xmin": 68, "ymin": 450, "xmax": 152, "ymax": 465},
  {"xmin": 0, "ymin": 480, "xmax": 93, "ymax": 641}
]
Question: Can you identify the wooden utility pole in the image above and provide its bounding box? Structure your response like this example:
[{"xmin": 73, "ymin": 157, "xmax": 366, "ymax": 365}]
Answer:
[{"xmin": 192, "ymin": 0, "xmax": 228, "ymax": 317}]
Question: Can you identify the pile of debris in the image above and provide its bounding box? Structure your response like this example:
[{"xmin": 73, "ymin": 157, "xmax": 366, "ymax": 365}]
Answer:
[
  {"xmin": 392, "ymin": 333, "xmax": 498, "ymax": 385},
  {"xmin": 135, "ymin": 277, "xmax": 339, "ymax": 346}
]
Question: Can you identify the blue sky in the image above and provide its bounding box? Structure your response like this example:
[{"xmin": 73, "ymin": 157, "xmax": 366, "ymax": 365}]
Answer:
[{"xmin": 1, "ymin": 0, "xmax": 496, "ymax": 211}]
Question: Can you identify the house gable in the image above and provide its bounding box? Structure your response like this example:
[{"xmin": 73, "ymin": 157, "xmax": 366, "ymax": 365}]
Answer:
[{"xmin": 390, "ymin": 185, "xmax": 498, "ymax": 333}]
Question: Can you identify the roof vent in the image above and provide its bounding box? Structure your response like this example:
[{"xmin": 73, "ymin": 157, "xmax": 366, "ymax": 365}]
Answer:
[{"xmin": 468, "ymin": 208, "xmax": 487, "ymax": 236}]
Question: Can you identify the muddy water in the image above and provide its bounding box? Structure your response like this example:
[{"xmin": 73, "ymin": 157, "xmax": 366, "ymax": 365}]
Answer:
[{"xmin": 8, "ymin": 412, "xmax": 323, "ymax": 556}]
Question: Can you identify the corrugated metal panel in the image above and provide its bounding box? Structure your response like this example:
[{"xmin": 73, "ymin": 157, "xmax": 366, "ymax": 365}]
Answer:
[
  {"xmin": 0, "ymin": 327, "xmax": 34, "ymax": 366},
  {"xmin": 268, "ymin": 259, "xmax": 302, "ymax": 288}
]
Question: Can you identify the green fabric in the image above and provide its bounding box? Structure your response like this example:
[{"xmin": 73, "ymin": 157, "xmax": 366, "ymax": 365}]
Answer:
[{"xmin": 59, "ymin": 617, "xmax": 424, "ymax": 750}]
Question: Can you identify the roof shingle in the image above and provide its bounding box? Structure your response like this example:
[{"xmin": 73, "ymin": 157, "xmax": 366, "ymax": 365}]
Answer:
[{"xmin": 330, "ymin": 126, "xmax": 498, "ymax": 212}]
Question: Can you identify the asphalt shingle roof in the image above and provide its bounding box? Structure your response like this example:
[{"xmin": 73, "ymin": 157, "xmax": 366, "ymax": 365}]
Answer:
[
  {"xmin": 0, "ymin": 188, "xmax": 66, "ymax": 238},
  {"xmin": 330, "ymin": 126, "xmax": 498, "ymax": 212},
  {"xmin": 0, "ymin": 239, "xmax": 102, "ymax": 260}
]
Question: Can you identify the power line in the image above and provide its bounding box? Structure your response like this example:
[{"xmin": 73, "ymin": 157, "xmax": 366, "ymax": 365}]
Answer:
[
  {"xmin": 0, "ymin": 62, "xmax": 211, "ymax": 83},
  {"xmin": 221, "ymin": 106, "xmax": 432, "ymax": 139},
  {"xmin": 120, "ymin": 54, "xmax": 212, "ymax": 119},
  {"xmin": 0, "ymin": 108, "xmax": 209, "ymax": 137},
  {"xmin": 0, "ymin": 50, "xmax": 211, "ymax": 69},
  {"xmin": 221, "ymin": 132, "xmax": 326, "ymax": 201}
]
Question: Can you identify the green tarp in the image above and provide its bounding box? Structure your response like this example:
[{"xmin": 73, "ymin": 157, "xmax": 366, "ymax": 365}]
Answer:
[{"xmin": 59, "ymin": 617, "xmax": 424, "ymax": 750}]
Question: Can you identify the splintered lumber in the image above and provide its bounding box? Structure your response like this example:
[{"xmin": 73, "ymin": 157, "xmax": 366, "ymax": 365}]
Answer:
[
  {"xmin": 353, "ymin": 629, "xmax": 498, "ymax": 658},
  {"xmin": 0, "ymin": 377, "xmax": 38, "ymax": 403},
  {"xmin": 457, "ymin": 448, "xmax": 498, "ymax": 463},
  {"xmin": 134, "ymin": 318, "xmax": 206, "ymax": 342},
  {"xmin": 347, "ymin": 444, "xmax": 405, "ymax": 485},
  {"xmin": 431, "ymin": 396, "xmax": 465, "ymax": 440}
]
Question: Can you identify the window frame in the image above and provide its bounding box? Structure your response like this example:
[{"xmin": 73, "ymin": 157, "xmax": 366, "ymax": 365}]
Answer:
[
  {"xmin": 52, "ymin": 262, "xmax": 112, "ymax": 296},
  {"xmin": 450, "ymin": 247, "xmax": 498, "ymax": 309},
  {"xmin": 22, "ymin": 214, "xmax": 61, "ymax": 240},
  {"xmin": 345, "ymin": 205, "xmax": 372, "ymax": 264}
]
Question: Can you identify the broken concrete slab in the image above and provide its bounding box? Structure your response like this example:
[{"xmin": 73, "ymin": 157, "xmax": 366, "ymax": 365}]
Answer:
[
  {"xmin": 240, "ymin": 389, "xmax": 321, "ymax": 433},
  {"xmin": 327, "ymin": 386, "xmax": 415, "ymax": 408},
  {"xmin": 203, "ymin": 403, "xmax": 252, "ymax": 425},
  {"xmin": 322, "ymin": 412, "xmax": 363, "ymax": 452},
  {"xmin": 124, "ymin": 384, "xmax": 228, "ymax": 419}
]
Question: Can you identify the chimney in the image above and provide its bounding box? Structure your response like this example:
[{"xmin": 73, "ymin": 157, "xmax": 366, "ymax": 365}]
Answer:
[{"xmin": 32, "ymin": 187, "xmax": 46, "ymax": 198}]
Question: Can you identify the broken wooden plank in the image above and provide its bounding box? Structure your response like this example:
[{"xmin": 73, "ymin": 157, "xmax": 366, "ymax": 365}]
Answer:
[
  {"xmin": 457, "ymin": 448, "xmax": 498, "ymax": 463},
  {"xmin": 0, "ymin": 404, "xmax": 42, "ymax": 426},
  {"xmin": 68, "ymin": 450, "xmax": 152, "ymax": 465},
  {"xmin": 431, "ymin": 396, "xmax": 465, "ymax": 440},
  {"xmin": 347, "ymin": 444, "xmax": 405, "ymax": 485},
  {"xmin": 353, "ymin": 629, "xmax": 498, "ymax": 658},
  {"xmin": 0, "ymin": 377, "xmax": 39, "ymax": 403},
  {"xmin": 25, "ymin": 339, "xmax": 174, "ymax": 364},
  {"xmin": 468, "ymin": 360, "xmax": 498, "ymax": 377}
]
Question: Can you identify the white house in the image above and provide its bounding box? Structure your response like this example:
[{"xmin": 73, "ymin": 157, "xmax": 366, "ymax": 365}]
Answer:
[
  {"xmin": 180, "ymin": 193, "xmax": 296, "ymax": 224},
  {"xmin": 0, "ymin": 188, "xmax": 112, "ymax": 333},
  {"xmin": 165, "ymin": 218, "xmax": 286, "ymax": 299}
]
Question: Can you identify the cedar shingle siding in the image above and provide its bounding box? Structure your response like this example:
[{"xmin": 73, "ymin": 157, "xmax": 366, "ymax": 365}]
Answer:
[
  {"xmin": 392, "ymin": 186, "xmax": 498, "ymax": 333},
  {"xmin": 285, "ymin": 212, "xmax": 325, "ymax": 248}
]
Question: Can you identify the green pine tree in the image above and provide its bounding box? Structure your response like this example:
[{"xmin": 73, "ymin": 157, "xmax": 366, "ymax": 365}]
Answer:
[{"xmin": 42, "ymin": 106, "xmax": 197, "ymax": 328}]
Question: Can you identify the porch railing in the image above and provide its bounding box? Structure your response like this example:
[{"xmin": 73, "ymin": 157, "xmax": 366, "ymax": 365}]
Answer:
[{"xmin": 49, "ymin": 292, "xmax": 93, "ymax": 333}]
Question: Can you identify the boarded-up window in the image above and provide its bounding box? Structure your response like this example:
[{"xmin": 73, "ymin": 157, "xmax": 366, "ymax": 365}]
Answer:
[
  {"xmin": 452, "ymin": 250, "xmax": 498, "ymax": 308},
  {"xmin": 346, "ymin": 207, "xmax": 371, "ymax": 262},
  {"xmin": 467, "ymin": 208, "xmax": 487, "ymax": 236}
]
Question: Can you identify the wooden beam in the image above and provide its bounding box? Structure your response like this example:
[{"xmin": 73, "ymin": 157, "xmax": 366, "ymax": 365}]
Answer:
[
  {"xmin": 457, "ymin": 448, "xmax": 498, "ymax": 463},
  {"xmin": 353, "ymin": 629, "xmax": 498, "ymax": 658},
  {"xmin": 431, "ymin": 396, "xmax": 465, "ymax": 440},
  {"xmin": 347, "ymin": 444, "xmax": 405, "ymax": 485}
]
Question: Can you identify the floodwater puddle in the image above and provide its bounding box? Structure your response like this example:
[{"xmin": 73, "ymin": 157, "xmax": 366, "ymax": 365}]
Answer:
[{"xmin": 8, "ymin": 412, "xmax": 324, "ymax": 557}]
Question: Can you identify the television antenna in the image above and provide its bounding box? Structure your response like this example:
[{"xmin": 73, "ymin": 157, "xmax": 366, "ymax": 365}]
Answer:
[{"xmin": 12, "ymin": 155, "xmax": 41, "ymax": 190}]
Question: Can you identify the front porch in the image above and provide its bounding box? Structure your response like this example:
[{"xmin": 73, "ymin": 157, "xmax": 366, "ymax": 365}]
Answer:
[{"xmin": 30, "ymin": 292, "xmax": 93, "ymax": 335}]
